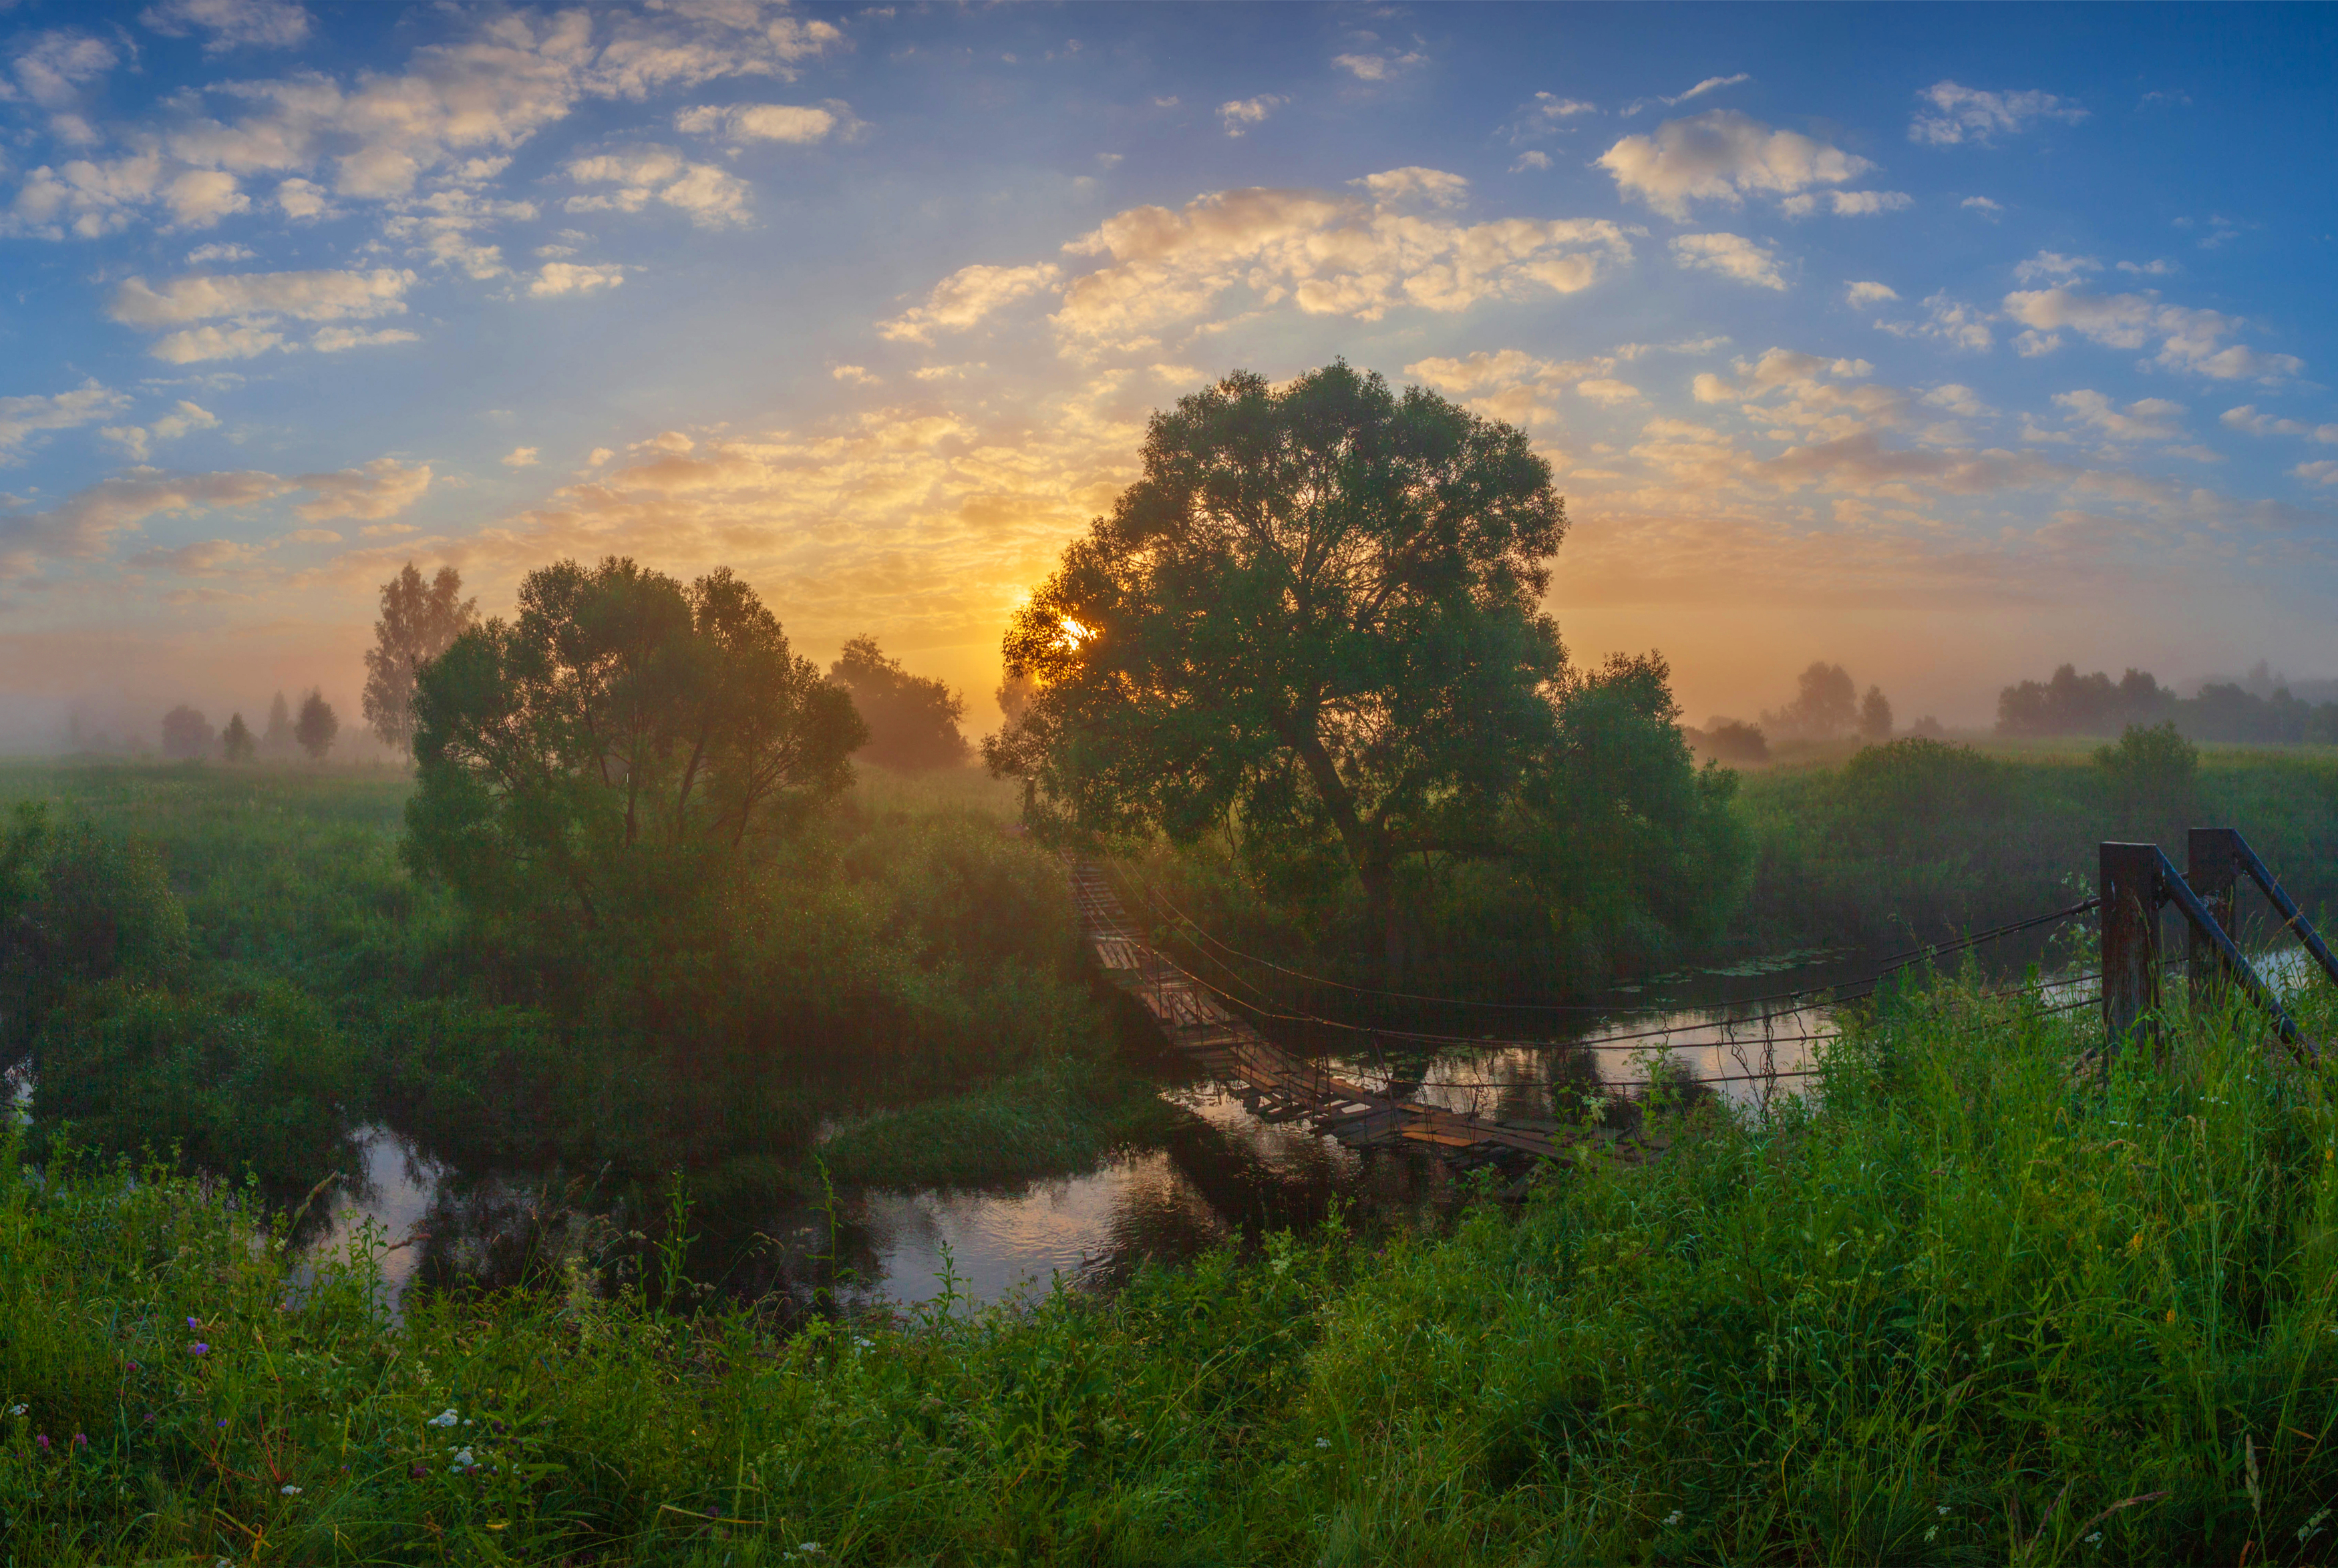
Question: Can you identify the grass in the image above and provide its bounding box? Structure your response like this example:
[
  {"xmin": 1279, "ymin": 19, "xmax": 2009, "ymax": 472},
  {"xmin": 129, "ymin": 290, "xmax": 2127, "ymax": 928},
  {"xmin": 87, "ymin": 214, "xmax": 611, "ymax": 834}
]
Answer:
[{"xmin": 7, "ymin": 969, "xmax": 2338, "ymax": 1564}]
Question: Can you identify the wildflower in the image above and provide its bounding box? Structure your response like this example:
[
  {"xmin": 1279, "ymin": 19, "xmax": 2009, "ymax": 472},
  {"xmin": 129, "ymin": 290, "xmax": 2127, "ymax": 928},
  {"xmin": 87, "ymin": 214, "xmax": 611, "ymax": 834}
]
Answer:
[
  {"xmin": 450, "ymin": 1446, "xmax": 476, "ymax": 1471},
  {"xmin": 192, "ymin": 1343, "xmax": 210, "ymax": 1356},
  {"xmin": 1663, "ymin": 1511, "xmax": 1683, "ymax": 1529},
  {"xmin": 854, "ymin": 1337, "xmax": 873, "ymax": 1349},
  {"xmin": 281, "ymin": 1484, "xmax": 302, "ymax": 1497},
  {"xmin": 409, "ymin": 1464, "xmax": 426, "ymax": 1479},
  {"xmin": 72, "ymin": 1433, "xmax": 87, "ymax": 1448},
  {"xmin": 187, "ymin": 1318, "xmax": 200, "ymax": 1331},
  {"xmin": 1937, "ymin": 1506, "xmax": 1950, "ymax": 1516},
  {"xmin": 6, "ymin": 1405, "xmax": 22, "ymax": 1416},
  {"xmin": 1315, "ymin": 1438, "xmax": 1331, "ymax": 1450},
  {"xmin": 1924, "ymin": 1527, "xmax": 1939, "ymax": 1544},
  {"xmin": 2088, "ymin": 1531, "xmax": 2103, "ymax": 1546},
  {"xmin": 35, "ymin": 1433, "xmax": 49, "ymax": 1450},
  {"xmin": 427, "ymin": 1408, "xmax": 459, "ymax": 1427}
]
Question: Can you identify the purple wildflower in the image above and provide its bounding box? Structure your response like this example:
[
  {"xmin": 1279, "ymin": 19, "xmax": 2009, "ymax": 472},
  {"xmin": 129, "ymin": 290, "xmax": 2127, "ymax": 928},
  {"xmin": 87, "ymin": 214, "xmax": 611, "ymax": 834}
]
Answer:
[
  {"xmin": 192, "ymin": 1343, "xmax": 210, "ymax": 1356},
  {"xmin": 35, "ymin": 1434, "xmax": 49, "ymax": 1450},
  {"xmin": 72, "ymin": 1433, "xmax": 87, "ymax": 1448},
  {"xmin": 187, "ymin": 1317, "xmax": 199, "ymax": 1331}
]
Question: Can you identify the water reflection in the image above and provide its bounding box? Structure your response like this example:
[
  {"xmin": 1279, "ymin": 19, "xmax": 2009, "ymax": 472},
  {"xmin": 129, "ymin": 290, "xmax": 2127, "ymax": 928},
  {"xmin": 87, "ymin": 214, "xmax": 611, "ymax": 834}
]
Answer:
[{"xmin": 305, "ymin": 943, "xmax": 2122, "ymax": 1316}]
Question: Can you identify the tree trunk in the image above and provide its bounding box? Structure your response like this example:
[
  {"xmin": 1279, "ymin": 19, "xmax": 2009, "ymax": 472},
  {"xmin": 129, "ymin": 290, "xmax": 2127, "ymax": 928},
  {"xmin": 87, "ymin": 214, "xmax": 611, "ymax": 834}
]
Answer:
[{"xmin": 1281, "ymin": 721, "xmax": 1405, "ymax": 980}]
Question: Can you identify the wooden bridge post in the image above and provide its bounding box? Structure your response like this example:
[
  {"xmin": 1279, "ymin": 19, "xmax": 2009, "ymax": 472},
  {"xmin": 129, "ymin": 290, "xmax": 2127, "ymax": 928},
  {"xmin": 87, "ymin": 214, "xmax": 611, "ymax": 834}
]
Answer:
[
  {"xmin": 2100, "ymin": 842, "xmax": 2164, "ymax": 1062},
  {"xmin": 2186, "ymin": 827, "xmax": 2241, "ymax": 1003}
]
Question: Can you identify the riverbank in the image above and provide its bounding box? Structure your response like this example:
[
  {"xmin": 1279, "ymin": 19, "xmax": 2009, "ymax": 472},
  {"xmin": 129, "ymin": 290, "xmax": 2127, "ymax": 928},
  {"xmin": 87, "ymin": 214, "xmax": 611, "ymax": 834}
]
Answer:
[{"xmin": 7, "ymin": 972, "xmax": 2336, "ymax": 1563}]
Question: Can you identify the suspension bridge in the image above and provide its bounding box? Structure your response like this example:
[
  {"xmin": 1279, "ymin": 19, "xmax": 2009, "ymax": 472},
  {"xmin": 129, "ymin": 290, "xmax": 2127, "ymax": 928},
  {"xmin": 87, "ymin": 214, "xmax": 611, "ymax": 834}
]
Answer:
[{"xmin": 1071, "ymin": 827, "xmax": 2338, "ymax": 1171}]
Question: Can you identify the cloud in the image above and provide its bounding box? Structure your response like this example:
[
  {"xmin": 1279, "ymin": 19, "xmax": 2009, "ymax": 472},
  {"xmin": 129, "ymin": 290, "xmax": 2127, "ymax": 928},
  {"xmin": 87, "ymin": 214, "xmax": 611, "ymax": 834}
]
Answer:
[
  {"xmin": 1671, "ymin": 232, "xmax": 1786, "ymax": 290},
  {"xmin": 140, "ymin": 0, "xmax": 311, "ymax": 51},
  {"xmin": 2053, "ymin": 389, "xmax": 2185, "ymax": 441},
  {"xmin": 310, "ymin": 326, "xmax": 418, "ymax": 351},
  {"xmin": 2295, "ymin": 460, "xmax": 2338, "ymax": 487},
  {"xmin": 1598, "ymin": 110, "xmax": 1870, "ymax": 218},
  {"xmin": 109, "ymin": 267, "xmax": 413, "ymax": 328},
  {"xmin": 880, "ymin": 262, "xmax": 1063, "ymax": 344},
  {"xmin": 503, "ymin": 446, "xmax": 539, "ymax": 467},
  {"xmin": 1405, "ymin": 348, "xmax": 1636, "ymax": 425},
  {"xmin": 1780, "ymin": 189, "xmax": 1912, "ymax": 217},
  {"xmin": 1510, "ymin": 151, "xmax": 1552, "ymax": 174},
  {"xmin": 1910, "ymin": 81, "xmax": 2088, "ymax": 146},
  {"xmin": 675, "ymin": 102, "xmax": 846, "ymax": 146},
  {"xmin": 0, "ymin": 381, "xmax": 130, "ymax": 462},
  {"xmin": 1351, "ymin": 167, "xmax": 1469, "ymax": 207},
  {"xmin": 289, "ymin": 457, "xmax": 431, "ymax": 521},
  {"xmin": 2222, "ymin": 405, "xmax": 2338, "ymax": 443},
  {"xmin": 1923, "ymin": 384, "xmax": 1991, "ymax": 418},
  {"xmin": 1047, "ymin": 183, "xmax": 1639, "ymax": 348},
  {"xmin": 1962, "ymin": 196, "xmax": 2003, "ymax": 213},
  {"xmin": 1219, "ymin": 95, "xmax": 1284, "ymax": 136},
  {"xmin": 101, "ymin": 399, "xmax": 219, "ymax": 460},
  {"xmin": 2013, "ymin": 250, "xmax": 2100, "ymax": 284},
  {"xmin": 1622, "ymin": 73, "xmax": 1752, "ymax": 117},
  {"xmin": 528, "ymin": 261, "xmax": 626, "ymax": 297},
  {"xmin": 1333, "ymin": 48, "xmax": 1426, "ymax": 83},
  {"xmin": 1691, "ymin": 349, "xmax": 1904, "ymax": 442},
  {"xmin": 108, "ymin": 266, "xmax": 414, "ymax": 361},
  {"xmin": 2002, "ymin": 286, "xmax": 2305, "ymax": 381},
  {"xmin": 564, "ymin": 145, "xmax": 752, "ymax": 227},
  {"xmin": 163, "ymin": 169, "xmax": 251, "ymax": 228},
  {"xmin": 185, "ymin": 242, "xmax": 255, "ymax": 264},
  {"xmin": 1845, "ymin": 280, "xmax": 1898, "ymax": 308},
  {"xmin": 1505, "ymin": 91, "xmax": 1598, "ymax": 144},
  {"xmin": 0, "ymin": 455, "xmax": 426, "ymax": 570},
  {"xmin": 2118, "ymin": 258, "xmax": 2179, "ymax": 276},
  {"xmin": 830, "ymin": 365, "xmax": 878, "ymax": 387},
  {"xmin": 1875, "ymin": 291, "xmax": 1994, "ymax": 351}
]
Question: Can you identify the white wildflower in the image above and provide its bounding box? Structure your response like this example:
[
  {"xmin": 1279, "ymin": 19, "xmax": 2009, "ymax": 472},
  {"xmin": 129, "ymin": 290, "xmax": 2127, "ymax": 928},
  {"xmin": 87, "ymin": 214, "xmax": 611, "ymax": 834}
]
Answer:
[
  {"xmin": 6, "ymin": 1405, "xmax": 23, "ymax": 1416},
  {"xmin": 1663, "ymin": 1510, "xmax": 1683, "ymax": 1528},
  {"xmin": 427, "ymin": 1408, "xmax": 459, "ymax": 1427},
  {"xmin": 1315, "ymin": 1438, "xmax": 1331, "ymax": 1449},
  {"xmin": 450, "ymin": 1446, "xmax": 475, "ymax": 1472},
  {"xmin": 280, "ymin": 1484, "xmax": 302, "ymax": 1496}
]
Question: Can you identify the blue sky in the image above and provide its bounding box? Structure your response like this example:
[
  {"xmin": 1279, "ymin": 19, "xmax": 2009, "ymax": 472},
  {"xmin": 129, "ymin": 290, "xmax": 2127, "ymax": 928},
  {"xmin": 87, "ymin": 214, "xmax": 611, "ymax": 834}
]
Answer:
[{"xmin": 1, "ymin": 0, "xmax": 2334, "ymax": 747}]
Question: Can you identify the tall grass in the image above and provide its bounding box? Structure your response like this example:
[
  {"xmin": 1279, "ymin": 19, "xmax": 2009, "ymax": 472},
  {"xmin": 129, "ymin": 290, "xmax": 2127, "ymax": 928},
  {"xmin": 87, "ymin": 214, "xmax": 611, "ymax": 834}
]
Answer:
[{"xmin": 7, "ymin": 971, "xmax": 2337, "ymax": 1563}]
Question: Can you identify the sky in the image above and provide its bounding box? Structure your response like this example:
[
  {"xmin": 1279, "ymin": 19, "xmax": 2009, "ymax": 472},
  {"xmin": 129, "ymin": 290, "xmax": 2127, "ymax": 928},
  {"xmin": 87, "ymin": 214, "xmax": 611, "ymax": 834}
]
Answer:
[{"xmin": 1, "ymin": 0, "xmax": 2335, "ymax": 750}]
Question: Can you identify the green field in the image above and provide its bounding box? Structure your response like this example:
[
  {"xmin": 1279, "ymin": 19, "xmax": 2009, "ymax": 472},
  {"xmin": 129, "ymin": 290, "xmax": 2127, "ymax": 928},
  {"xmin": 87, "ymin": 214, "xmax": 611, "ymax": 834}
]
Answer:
[
  {"xmin": 7, "ymin": 972, "xmax": 2338, "ymax": 1563},
  {"xmin": 9, "ymin": 747, "xmax": 2338, "ymax": 1561}
]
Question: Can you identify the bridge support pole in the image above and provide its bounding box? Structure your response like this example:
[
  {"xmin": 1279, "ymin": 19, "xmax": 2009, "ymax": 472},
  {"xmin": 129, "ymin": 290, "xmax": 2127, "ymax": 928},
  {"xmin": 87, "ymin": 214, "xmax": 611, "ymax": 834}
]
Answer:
[
  {"xmin": 2100, "ymin": 842, "xmax": 2163, "ymax": 1062},
  {"xmin": 2187, "ymin": 828, "xmax": 2241, "ymax": 1003}
]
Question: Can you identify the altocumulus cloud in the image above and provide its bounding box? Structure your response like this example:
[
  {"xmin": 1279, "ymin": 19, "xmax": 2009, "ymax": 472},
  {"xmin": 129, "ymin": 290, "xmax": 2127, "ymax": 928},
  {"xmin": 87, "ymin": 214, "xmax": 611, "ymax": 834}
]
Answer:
[
  {"xmin": 880, "ymin": 172, "xmax": 1639, "ymax": 355},
  {"xmin": 1599, "ymin": 110, "xmax": 1869, "ymax": 218},
  {"xmin": 106, "ymin": 266, "xmax": 416, "ymax": 361},
  {"xmin": 0, "ymin": 457, "xmax": 430, "ymax": 573}
]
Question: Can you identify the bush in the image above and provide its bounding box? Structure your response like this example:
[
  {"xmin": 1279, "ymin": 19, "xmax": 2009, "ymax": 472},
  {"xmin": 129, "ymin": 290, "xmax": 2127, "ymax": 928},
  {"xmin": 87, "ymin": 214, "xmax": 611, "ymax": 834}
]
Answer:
[{"xmin": 30, "ymin": 977, "xmax": 358, "ymax": 1192}]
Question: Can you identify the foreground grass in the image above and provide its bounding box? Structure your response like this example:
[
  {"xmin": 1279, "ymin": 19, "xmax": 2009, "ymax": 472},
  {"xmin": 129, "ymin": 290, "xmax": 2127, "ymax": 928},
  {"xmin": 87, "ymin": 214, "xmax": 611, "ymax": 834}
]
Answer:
[{"xmin": 9, "ymin": 975, "xmax": 2338, "ymax": 1565}]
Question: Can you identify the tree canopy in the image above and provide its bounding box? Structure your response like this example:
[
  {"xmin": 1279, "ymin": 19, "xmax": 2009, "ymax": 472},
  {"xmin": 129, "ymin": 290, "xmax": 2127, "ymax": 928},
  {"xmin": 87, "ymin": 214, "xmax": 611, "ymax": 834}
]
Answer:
[
  {"xmin": 985, "ymin": 362, "xmax": 1737, "ymax": 972},
  {"xmin": 363, "ymin": 562, "xmax": 478, "ymax": 753},
  {"xmin": 294, "ymin": 690, "xmax": 338, "ymax": 761},
  {"xmin": 829, "ymin": 634, "xmax": 970, "ymax": 771},
  {"xmin": 405, "ymin": 556, "xmax": 865, "ymax": 932}
]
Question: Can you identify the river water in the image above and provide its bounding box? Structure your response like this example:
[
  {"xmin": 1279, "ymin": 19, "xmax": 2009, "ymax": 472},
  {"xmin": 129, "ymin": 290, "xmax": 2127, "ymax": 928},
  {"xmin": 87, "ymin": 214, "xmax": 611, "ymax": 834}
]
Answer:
[{"xmin": 309, "ymin": 946, "xmax": 1912, "ymax": 1318}]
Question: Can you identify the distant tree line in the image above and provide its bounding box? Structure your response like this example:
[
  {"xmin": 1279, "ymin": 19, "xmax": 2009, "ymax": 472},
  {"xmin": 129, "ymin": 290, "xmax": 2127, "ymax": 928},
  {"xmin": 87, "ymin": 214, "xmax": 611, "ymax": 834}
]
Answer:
[
  {"xmin": 158, "ymin": 689, "xmax": 341, "ymax": 763},
  {"xmin": 1996, "ymin": 662, "xmax": 2338, "ymax": 744},
  {"xmin": 1683, "ymin": 660, "xmax": 1944, "ymax": 765}
]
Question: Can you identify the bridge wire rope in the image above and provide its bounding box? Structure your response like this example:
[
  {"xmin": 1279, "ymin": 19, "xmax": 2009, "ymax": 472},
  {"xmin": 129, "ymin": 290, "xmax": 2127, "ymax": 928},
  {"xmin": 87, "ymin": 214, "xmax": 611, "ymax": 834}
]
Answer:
[
  {"xmin": 1112, "ymin": 857, "xmax": 2100, "ymax": 1018},
  {"xmin": 1113, "ymin": 880, "xmax": 2100, "ymax": 1097},
  {"xmin": 1113, "ymin": 862, "xmax": 2101, "ymax": 1056},
  {"xmin": 1090, "ymin": 863, "xmax": 2126, "ymax": 1129}
]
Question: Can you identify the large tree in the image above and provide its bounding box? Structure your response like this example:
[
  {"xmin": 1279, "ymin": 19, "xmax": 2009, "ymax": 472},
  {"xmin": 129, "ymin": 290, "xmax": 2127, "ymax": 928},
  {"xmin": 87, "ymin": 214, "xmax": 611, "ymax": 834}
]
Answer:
[
  {"xmin": 829, "ymin": 634, "xmax": 971, "ymax": 771},
  {"xmin": 405, "ymin": 556, "xmax": 866, "ymax": 930},
  {"xmin": 985, "ymin": 363, "xmax": 1574, "ymax": 967},
  {"xmin": 363, "ymin": 562, "xmax": 478, "ymax": 753}
]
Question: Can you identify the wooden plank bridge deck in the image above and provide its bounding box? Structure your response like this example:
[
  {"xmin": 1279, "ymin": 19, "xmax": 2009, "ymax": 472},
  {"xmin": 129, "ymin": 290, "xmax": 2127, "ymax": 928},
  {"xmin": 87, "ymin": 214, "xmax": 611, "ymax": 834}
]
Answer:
[{"xmin": 1071, "ymin": 862, "xmax": 1662, "ymax": 1169}]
